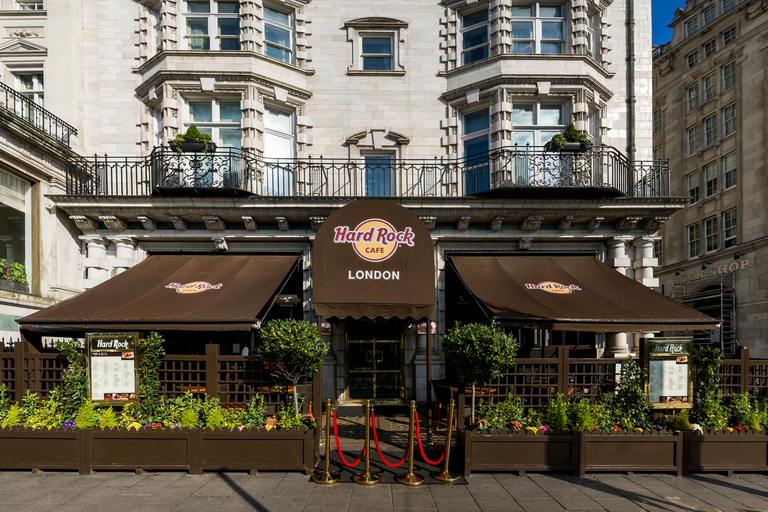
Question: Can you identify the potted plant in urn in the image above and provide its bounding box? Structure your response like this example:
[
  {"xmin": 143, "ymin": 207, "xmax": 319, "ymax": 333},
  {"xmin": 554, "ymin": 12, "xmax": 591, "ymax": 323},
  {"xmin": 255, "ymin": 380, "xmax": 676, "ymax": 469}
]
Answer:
[
  {"xmin": 544, "ymin": 123, "xmax": 592, "ymax": 152},
  {"xmin": 169, "ymin": 124, "xmax": 217, "ymax": 153}
]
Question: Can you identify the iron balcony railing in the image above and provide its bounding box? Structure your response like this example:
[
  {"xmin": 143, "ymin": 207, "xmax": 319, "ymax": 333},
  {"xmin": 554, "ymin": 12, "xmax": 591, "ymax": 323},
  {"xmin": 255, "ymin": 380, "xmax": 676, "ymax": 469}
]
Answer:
[
  {"xmin": 64, "ymin": 145, "xmax": 670, "ymax": 198},
  {"xmin": 0, "ymin": 81, "xmax": 77, "ymax": 147}
]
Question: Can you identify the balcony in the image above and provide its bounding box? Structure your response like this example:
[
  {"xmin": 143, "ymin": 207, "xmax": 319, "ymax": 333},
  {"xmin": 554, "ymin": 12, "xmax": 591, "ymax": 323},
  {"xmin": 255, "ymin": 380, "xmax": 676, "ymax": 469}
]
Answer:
[
  {"xmin": 64, "ymin": 146, "xmax": 670, "ymax": 199},
  {"xmin": 0, "ymin": 82, "xmax": 77, "ymax": 147}
]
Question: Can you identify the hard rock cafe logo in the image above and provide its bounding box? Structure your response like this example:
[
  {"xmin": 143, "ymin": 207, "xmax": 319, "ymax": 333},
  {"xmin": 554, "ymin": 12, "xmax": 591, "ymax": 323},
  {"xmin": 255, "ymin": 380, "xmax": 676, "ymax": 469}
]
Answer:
[
  {"xmin": 525, "ymin": 282, "xmax": 582, "ymax": 294},
  {"xmin": 333, "ymin": 219, "xmax": 415, "ymax": 262},
  {"xmin": 165, "ymin": 281, "xmax": 223, "ymax": 294}
]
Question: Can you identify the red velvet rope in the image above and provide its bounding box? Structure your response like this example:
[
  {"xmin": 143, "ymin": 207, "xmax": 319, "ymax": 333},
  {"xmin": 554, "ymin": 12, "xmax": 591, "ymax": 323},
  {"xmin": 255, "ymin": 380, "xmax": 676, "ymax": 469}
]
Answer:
[
  {"xmin": 370, "ymin": 412, "xmax": 409, "ymax": 468},
  {"xmin": 414, "ymin": 411, "xmax": 445, "ymax": 465},
  {"xmin": 332, "ymin": 411, "xmax": 365, "ymax": 467}
]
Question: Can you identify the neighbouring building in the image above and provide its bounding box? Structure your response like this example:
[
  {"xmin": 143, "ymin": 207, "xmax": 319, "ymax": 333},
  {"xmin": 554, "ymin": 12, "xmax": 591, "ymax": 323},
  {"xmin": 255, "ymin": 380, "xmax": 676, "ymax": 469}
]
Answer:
[
  {"xmin": 1, "ymin": 0, "xmax": 714, "ymax": 405},
  {"xmin": 653, "ymin": 0, "xmax": 768, "ymax": 357}
]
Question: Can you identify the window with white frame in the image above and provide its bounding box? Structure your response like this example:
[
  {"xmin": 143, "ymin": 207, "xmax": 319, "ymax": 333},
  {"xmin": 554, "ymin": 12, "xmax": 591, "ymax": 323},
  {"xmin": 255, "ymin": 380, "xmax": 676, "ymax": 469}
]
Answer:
[
  {"xmin": 703, "ymin": 39, "xmax": 716, "ymax": 59},
  {"xmin": 722, "ymin": 103, "xmax": 736, "ymax": 137},
  {"xmin": 703, "ymin": 73, "xmax": 717, "ymax": 102},
  {"xmin": 687, "ymin": 124, "xmax": 700, "ymax": 155},
  {"xmin": 151, "ymin": 9, "xmax": 163, "ymax": 54},
  {"xmin": 722, "ymin": 61, "xmax": 736, "ymax": 90},
  {"xmin": 704, "ymin": 216, "xmax": 718, "ymax": 252},
  {"xmin": 653, "ymin": 108, "xmax": 661, "ymax": 133},
  {"xmin": 13, "ymin": 69, "xmax": 44, "ymax": 128},
  {"xmin": 686, "ymin": 84, "xmax": 699, "ymax": 112},
  {"xmin": 722, "ymin": 26, "xmax": 736, "ymax": 46},
  {"xmin": 264, "ymin": 5, "xmax": 294, "ymax": 63},
  {"xmin": 461, "ymin": 8, "xmax": 489, "ymax": 65},
  {"xmin": 360, "ymin": 35, "xmax": 393, "ymax": 71},
  {"xmin": 723, "ymin": 208, "xmax": 737, "ymax": 247},
  {"xmin": 511, "ymin": 3, "xmax": 566, "ymax": 54},
  {"xmin": 685, "ymin": 17, "xmax": 698, "ymax": 37},
  {"xmin": 511, "ymin": 101, "xmax": 566, "ymax": 147},
  {"xmin": 704, "ymin": 161, "xmax": 717, "ymax": 196},
  {"xmin": 687, "ymin": 172, "xmax": 700, "ymax": 203},
  {"xmin": 704, "ymin": 114, "xmax": 717, "ymax": 147},
  {"xmin": 688, "ymin": 223, "xmax": 701, "ymax": 258},
  {"xmin": 0, "ymin": 169, "xmax": 31, "ymax": 287},
  {"xmin": 723, "ymin": 152, "xmax": 737, "ymax": 189},
  {"xmin": 186, "ymin": 98, "xmax": 241, "ymax": 147},
  {"xmin": 585, "ymin": 15, "xmax": 596, "ymax": 59},
  {"xmin": 722, "ymin": 0, "xmax": 736, "ymax": 14},
  {"xmin": 263, "ymin": 105, "xmax": 295, "ymax": 196},
  {"xmin": 686, "ymin": 50, "xmax": 698, "ymax": 69},
  {"xmin": 703, "ymin": 6, "xmax": 716, "ymax": 25},
  {"xmin": 152, "ymin": 108, "xmax": 163, "ymax": 148},
  {"xmin": 15, "ymin": 1, "xmax": 43, "ymax": 9},
  {"xmin": 462, "ymin": 107, "xmax": 490, "ymax": 194},
  {"xmin": 184, "ymin": 0, "xmax": 240, "ymax": 51}
]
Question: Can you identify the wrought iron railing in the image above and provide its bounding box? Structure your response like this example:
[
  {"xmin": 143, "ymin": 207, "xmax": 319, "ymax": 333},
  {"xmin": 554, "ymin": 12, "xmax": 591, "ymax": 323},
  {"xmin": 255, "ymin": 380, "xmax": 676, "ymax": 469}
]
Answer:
[
  {"xmin": 64, "ymin": 145, "xmax": 671, "ymax": 198},
  {"xmin": 0, "ymin": 81, "xmax": 77, "ymax": 147}
]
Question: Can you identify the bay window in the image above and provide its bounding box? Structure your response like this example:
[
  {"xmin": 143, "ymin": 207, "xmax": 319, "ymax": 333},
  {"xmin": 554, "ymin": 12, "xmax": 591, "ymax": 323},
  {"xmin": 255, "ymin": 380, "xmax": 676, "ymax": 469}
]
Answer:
[
  {"xmin": 187, "ymin": 99, "xmax": 241, "ymax": 147},
  {"xmin": 185, "ymin": 0, "xmax": 240, "ymax": 51},
  {"xmin": 461, "ymin": 9, "xmax": 489, "ymax": 65},
  {"xmin": 511, "ymin": 3, "xmax": 566, "ymax": 54},
  {"xmin": 264, "ymin": 6, "xmax": 294, "ymax": 63}
]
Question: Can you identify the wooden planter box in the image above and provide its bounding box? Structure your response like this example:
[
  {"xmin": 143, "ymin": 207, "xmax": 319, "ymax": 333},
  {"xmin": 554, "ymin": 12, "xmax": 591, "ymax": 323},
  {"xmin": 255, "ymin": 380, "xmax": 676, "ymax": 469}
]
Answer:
[
  {"xmin": 459, "ymin": 428, "xmax": 578, "ymax": 477},
  {"xmin": 0, "ymin": 427, "xmax": 315, "ymax": 475},
  {"xmin": 685, "ymin": 430, "xmax": 768, "ymax": 475},
  {"xmin": 580, "ymin": 431, "xmax": 683, "ymax": 476}
]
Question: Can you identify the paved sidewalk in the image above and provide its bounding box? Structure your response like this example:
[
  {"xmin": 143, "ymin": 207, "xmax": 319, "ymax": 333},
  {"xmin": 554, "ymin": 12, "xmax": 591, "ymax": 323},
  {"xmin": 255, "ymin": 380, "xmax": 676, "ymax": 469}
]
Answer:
[{"xmin": 3, "ymin": 469, "xmax": 768, "ymax": 512}]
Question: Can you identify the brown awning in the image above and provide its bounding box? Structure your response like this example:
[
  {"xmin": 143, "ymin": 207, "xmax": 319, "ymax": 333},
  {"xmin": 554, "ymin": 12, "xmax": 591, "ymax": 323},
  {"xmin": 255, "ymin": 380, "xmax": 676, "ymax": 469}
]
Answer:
[
  {"xmin": 18, "ymin": 254, "xmax": 299, "ymax": 332},
  {"xmin": 450, "ymin": 255, "xmax": 717, "ymax": 332},
  {"xmin": 313, "ymin": 200, "xmax": 435, "ymax": 321}
]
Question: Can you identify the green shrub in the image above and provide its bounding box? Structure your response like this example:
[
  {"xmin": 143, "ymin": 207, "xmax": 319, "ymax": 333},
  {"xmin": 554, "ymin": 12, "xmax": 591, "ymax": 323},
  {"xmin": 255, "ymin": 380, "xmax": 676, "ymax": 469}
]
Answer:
[
  {"xmin": 75, "ymin": 401, "xmax": 98, "ymax": 429},
  {"xmin": 1, "ymin": 404, "xmax": 21, "ymax": 428},
  {"xmin": 206, "ymin": 408, "xmax": 225, "ymax": 429},
  {"xmin": 54, "ymin": 340, "xmax": 88, "ymax": 420},
  {"xmin": 546, "ymin": 393, "xmax": 569, "ymax": 431},
  {"xmin": 691, "ymin": 346, "xmax": 725, "ymax": 428},
  {"xmin": 137, "ymin": 332, "xmax": 165, "ymax": 421},
  {"xmin": 617, "ymin": 357, "xmax": 651, "ymax": 430},
  {"xmin": 0, "ymin": 383, "xmax": 10, "ymax": 422},
  {"xmin": 731, "ymin": 392, "xmax": 765, "ymax": 431},
  {"xmin": 474, "ymin": 394, "xmax": 525, "ymax": 429},
  {"xmin": 664, "ymin": 409, "xmax": 692, "ymax": 431},
  {"xmin": 180, "ymin": 408, "xmax": 199, "ymax": 429},
  {"xmin": 99, "ymin": 406, "xmax": 118, "ymax": 429},
  {"xmin": 591, "ymin": 395, "xmax": 619, "ymax": 430},
  {"xmin": 569, "ymin": 398, "xmax": 596, "ymax": 432},
  {"xmin": 26, "ymin": 389, "xmax": 65, "ymax": 429}
]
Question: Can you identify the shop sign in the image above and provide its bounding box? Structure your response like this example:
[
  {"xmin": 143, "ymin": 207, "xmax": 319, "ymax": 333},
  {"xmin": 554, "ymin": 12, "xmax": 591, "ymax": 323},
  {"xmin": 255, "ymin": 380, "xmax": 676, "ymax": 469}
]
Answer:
[
  {"xmin": 642, "ymin": 337, "xmax": 693, "ymax": 410},
  {"xmin": 524, "ymin": 282, "xmax": 582, "ymax": 294},
  {"xmin": 673, "ymin": 259, "xmax": 749, "ymax": 284},
  {"xmin": 87, "ymin": 332, "xmax": 139, "ymax": 404}
]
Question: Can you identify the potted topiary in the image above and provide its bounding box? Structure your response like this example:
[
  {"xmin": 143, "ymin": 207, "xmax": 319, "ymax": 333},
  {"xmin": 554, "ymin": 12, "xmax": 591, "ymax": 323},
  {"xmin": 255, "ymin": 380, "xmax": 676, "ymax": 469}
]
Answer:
[
  {"xmin": 169, "ymin": 124, "xmax": 217, "ymax": 153},
  {"xmin": 544, "ymin": 123, "xmax": 592, "ymax": 152}
]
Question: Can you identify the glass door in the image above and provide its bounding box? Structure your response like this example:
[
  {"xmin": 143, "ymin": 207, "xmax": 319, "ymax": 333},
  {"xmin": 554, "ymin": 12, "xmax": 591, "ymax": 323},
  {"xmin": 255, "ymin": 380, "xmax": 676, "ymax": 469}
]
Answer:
[{"xmin": 346, "ymin": 338, "xmax": 403, "ymax": 403}]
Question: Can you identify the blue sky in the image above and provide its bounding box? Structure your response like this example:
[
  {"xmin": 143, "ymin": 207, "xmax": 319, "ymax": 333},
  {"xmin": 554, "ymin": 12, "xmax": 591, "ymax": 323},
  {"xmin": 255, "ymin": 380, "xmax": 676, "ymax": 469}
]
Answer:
[{"xmin": 653, "ymin": 0, "xmax": 688, "ymax": 46}]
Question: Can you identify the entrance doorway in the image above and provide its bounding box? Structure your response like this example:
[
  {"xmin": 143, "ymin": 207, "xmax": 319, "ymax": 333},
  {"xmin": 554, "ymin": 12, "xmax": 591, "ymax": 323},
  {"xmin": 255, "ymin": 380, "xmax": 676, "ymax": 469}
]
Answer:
[{"xmin": 345, "ymin": 318, "xmax": 404, "ymax": 403}]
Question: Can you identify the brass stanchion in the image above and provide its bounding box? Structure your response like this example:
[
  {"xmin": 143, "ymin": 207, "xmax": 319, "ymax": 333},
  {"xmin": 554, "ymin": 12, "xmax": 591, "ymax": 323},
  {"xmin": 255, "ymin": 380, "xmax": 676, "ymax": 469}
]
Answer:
[
  {"xmin": 352, "ymin": 400, "xmax": 381, "ymax": 485},
  {"xmin": 396, "ymin": 400, "xmax": 425, "ymax": 486},
  {"xmin": 312, "ymin": 399, "xmax": 340, "ymax": 484},
  {"xmin": 431, "ymin": 399, "xmax": 462, "ymax": 484}
]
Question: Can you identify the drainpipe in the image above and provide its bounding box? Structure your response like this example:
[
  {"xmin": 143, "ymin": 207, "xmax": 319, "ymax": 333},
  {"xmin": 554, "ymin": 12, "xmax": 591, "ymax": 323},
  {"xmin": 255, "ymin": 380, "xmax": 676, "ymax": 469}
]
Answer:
[{"xmin": 626, "ymin": 0, "xmax": 636, "ymax": 162}]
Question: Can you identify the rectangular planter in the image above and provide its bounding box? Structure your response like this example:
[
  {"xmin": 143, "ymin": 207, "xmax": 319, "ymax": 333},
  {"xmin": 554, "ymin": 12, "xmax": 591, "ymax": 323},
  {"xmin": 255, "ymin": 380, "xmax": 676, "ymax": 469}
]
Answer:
[
  {"xmin": 0, "ymin": 428, "xmax": 86, "ymax": 473},
  {"xmin": 580, "ymin": 431, "xmax": 683, "ymax": 476},
  {"xmin": 685, "ymin": 431, "xmax": 768, "ymax": 474},
  {"xmin": 88, "ymin": 428, "xmax": 193, "ymax": 472},
  {"xmin": 459, "ymin": 428, "xmax": 577, "ymax": 477}
]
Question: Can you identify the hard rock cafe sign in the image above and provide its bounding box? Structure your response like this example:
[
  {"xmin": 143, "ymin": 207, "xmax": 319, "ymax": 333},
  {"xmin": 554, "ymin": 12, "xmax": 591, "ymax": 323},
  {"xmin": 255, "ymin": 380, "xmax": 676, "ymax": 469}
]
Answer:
[
  {"xmin": 525, "ymin": 282, "xmax": 582, "ymax": 294},
  {"xmin": 333, "ymin": 220, "xmax": 415, "ymax": 263},
  {"xmin": 165, "ymin": 281, "xmax": 223, "ymax": 294}
]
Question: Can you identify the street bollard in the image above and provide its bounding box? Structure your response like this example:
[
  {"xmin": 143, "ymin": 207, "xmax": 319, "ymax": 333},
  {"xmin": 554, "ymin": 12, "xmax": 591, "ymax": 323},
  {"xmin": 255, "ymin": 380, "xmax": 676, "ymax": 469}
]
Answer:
[
  {"xmin": 431, "ymin": 399, "xmax": 462, "ymax": 484},
  {"xmin": 352, "ymin": 400, "xmax": 381, "ymax": 485},
  {"xmin": 396, "ymin": 400, "xmax": 425, "ymax": 486},
  {"xmin": 312, "ymin": 399, "xmax": 341, "ymax": 484}
]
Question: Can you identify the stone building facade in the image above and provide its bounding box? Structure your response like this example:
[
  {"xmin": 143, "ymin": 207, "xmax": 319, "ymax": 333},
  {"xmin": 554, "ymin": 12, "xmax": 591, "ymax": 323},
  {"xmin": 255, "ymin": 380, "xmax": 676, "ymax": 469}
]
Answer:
[
  {"xmin": 653, "ymin": 0, "xmax": 768, "ymax": 357},
  {"xmin": 0, "ymin": 0, "xmax": 682, "ymax": 403}
]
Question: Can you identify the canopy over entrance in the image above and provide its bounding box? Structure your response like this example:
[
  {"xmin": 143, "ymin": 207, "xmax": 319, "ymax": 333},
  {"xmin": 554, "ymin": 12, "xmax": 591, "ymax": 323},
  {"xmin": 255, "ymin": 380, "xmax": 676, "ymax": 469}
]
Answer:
[
  {"xmin": 450, "ymin": 255, "xmax": 717, "ymax": 332},
  {"xmin": 18, "ymin": 254, "xmax": 299, "ymax": 332},
  {"xmin": 313, "ymin": 200, "xmax": 435, "ymax": 321}
]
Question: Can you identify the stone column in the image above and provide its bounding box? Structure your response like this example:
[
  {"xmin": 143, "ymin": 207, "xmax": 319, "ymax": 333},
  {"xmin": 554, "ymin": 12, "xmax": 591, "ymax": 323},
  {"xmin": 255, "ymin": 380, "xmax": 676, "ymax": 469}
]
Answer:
[
  {"xmin": 108, "ymin": 237, "xmax": 136, "ymax": 276},
  {"xmin": 80, "ymin": 236, "xmax": 110, "ymax": 289},
  {"xmin": 632, "ymin": 237, "xmax": 659, "ymax": 288},
  {"xmin": 605, "ymin": 237, "xmax": 632, "ymax": 358}
]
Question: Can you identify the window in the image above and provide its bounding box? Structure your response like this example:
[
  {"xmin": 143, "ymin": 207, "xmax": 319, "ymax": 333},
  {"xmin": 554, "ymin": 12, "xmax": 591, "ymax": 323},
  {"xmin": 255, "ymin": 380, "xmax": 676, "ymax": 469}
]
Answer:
[
  {"xmin": 685, "ymin": 18, "xmax": 698, "ymax": 37},
  {"xmin": 687, "ymin": 125, "xmax": 700, "ymax": 156},
  {"xmin": 722, "ymin": 0, "xmax": 736, "ymax": 14},
  {"xmin": 653, "ymin": 146, "xmax": 663, "ymax": 161},
  {"xmin": 461, "ymin": 9, "xmax": 489, "ymax": 65},
  {"xmin": 511, "ymin": 3, "xmax": 566, "ymax": 54},
  {"xmin": 363, "ymin": 154, "xmax": 395, "ymax": 196},
  {"xmin": 654, "ymin": 239, "xmax": 663, "ymax": 262},
  {"xmin": 704, "ymin": 216, "xmax": 718, "ymax": 252},
  {"xmin": 653, "ymin": 108, "xmax": 661, "ymax": 133},
  {"xmin": 687, "ymin": 172, "xmax": 700, "ymax": 203},
  {"xmin": 13, "ymin": 70, "xmax": 44, "ymax": 128},
  {"xmin": 688, "ymin": 224, "xmax": 701, "ymax": 258},
  {"xmin": 151, "ymin": 9, "xmax": 163, "ymax": 54},
  {"xmin": 264, "ymin": 6, "xmax": 293, "ymax": 63},
  {"xmin": 360, "ymin": 36, "xmax": 393, "ymax": 71},
  {"xmin": 585, "ymin": 15, "xmax": 597, "ymax": 59},
  {"xmin": 263, "ymin": 105, "xmax": 295, "ymax": 196},
  {"xmin": 686, "ymin": 50, "xmax": 698, "ymax": 70},
  {"xmin": 511, "ymin": 102, "xmax": 566, "ymax": 146},
  {"xmin": 723, "ymin": 152, "xmax": 737, "ymax": 189},
  {"xmin": 703, "ymin": 6, "xmax": 716, "ymax": 25},
  {"xmin": 16, "ymin": 1, "xmax": 43, "ymax": 9},
  {"xmin": 722, "ymin": 26, "xmax": 736, "ymax": 46},
  {"xmin": 686, "ymin": 84, "xmax": 699, "ymax": 112},
  {"xmin": 184, "ymin": 0, "xmax": 240, "ymax": 51},
  {"xmin": 722, "ymin": 103, "xmax": 736, "ymax": 137},
  {"xmin": 186, "ymin": 98, "xmax": 241, "ymax": 147},
  {"xmin": 0, "ymin": 169, "xmax": 31, "ymax": 288},
  {"xmin": 722, "ymin": 61, "xmax": 736, "ymax": 90},
  {"xmin": 703, "ymin": 73, "xmax": 717, "ymax": 102},
  {"xmin": 704, "ymin": 115, "xmax": 717, "ymax": 147},
  {"xmin": 462, "ymin": 108, "xmax": 490, "ymax": 194},
  {"xmin": 704, "ymin": 162, "xmax": 718, "ymax": 196},
  {"xmin": 703, "ymin": 39, "xmax": 717, "ymax": 59},
  {"xmin": 723, "ymin": 208, "xmax": 737, "ymax": 248}
]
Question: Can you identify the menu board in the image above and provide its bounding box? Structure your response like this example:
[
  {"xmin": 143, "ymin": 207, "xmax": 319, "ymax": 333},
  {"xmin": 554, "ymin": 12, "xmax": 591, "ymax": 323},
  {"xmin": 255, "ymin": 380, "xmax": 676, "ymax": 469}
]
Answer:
[
  {"xmin": 87, "ymin": 333, "xmax": 139, "ymax": 404},
  {"xmin": 643, "ymin": 337, "xmax": 693, "ymax": 409}
]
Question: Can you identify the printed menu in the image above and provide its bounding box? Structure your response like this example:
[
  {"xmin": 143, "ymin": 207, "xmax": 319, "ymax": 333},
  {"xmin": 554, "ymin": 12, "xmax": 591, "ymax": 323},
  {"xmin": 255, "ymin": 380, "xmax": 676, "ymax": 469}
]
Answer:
[{"xmin": 87, "ymin": 333, "xmax": 138, "ymax": 403}]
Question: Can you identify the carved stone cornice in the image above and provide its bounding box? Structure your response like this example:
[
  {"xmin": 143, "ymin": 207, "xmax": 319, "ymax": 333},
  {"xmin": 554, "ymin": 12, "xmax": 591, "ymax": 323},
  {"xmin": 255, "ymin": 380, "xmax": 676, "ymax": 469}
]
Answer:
[
  {"xmin": 276, "ymin": 216, "xmax": 290, "ymax": 231},
  {"xmin": 202, "ymin": 215, "xmax": 226, "ymax": 231},
  {"xmin": 558, "ymin": 216, "xmax": 574, "ymax": 232},
  {"xmin": 643, "ymin": 216, "xmax": 668, "ymax": 233},
  {"xmin": 169, "ymin": 215, "xmax": 187, "ymax": 231},
  {"xmin": 457, "ymin": 216, "xmax": 470, "ymax": 231},
  {"xmin": 138, "ymin": 215, "xmax": 156, "ymax": 231},
  {"xmin": 615, "ymin": 217, "xmax": 642, "ymax": 232},
  {"xmin": 243, "ymin": 216, "xmax": 258, "ymax": 231},
  {"xmin": 70, "ymin": 215, "xmax": 98, "ymax": 231},
  {"xmin": 212, "ymin": 236, "xmax": 228, "ymax": 251},
  {"xmin": 490, "ymin": 216, "xmax": 505, "ymax": 231},
  {"xmin": 310, "ymin": 216, "xmax": 326, "ymax": 231},
  {"xmin": 420, "ymin": 216, "xmax": 437, "ymax": 231},
  {"xmin": 521, "ymin": 216, "xmax": 543, "ymax": 232},
  {"xmin": 586, "ymin": 217, "xmax": 604, "ymax": 232},
  {"xmin": 518, "ymin": 238, "xmax": 533, "ymax": 251},
  {"xmin": 98, "ymin": 215, "xmax": 127, "ymax": 231}
]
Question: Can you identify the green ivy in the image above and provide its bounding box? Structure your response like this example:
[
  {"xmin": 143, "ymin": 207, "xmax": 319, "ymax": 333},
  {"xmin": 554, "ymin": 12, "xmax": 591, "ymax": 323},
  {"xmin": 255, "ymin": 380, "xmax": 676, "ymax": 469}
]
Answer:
[
  {"xmin": 0, "ymin": 383, "xmax": 9, "ymax": 422},
  {"xmin": 691, "ymin": 346, "xmax": 725, "ymax": 428},
  {"xmin": 137, "ymin": 332, "xmax": 166, "ymax": 421},
  {"xmin": 617, "ymin": 357, "xmax": 651, "ymax": 430},
  {"xmin": 55, "ymin": 339, "xmax": 88, "ymax": 420}
]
